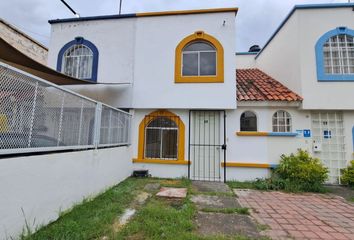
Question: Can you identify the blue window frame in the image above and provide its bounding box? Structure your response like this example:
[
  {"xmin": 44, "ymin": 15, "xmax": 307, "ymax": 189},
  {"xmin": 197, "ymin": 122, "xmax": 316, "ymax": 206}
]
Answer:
[
  {"xmin": 315, "ymin": 27, "xmax": 354, "ymax": 82},
  {"xmin": 57, "ymin": 37, "xmax": 99, "ymax": 81}
]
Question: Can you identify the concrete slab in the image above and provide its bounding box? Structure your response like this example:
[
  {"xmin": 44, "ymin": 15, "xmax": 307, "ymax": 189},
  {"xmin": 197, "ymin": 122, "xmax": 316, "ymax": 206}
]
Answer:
[
  {"xmin": 156, "ymin": 187, "xmax": 187, "ymax": 199},
  {"xmin": 192, "ymin": 181, "xmax": 231, "ymax": 193},
  {"xmin": 195, "ymin": 212, "xmax": 261, "ymax": 238},
  {"xmin": 191, "ymin": 195, "xmax": 241, "ymax": 209},
  {"xmin": 143, "ymin": 183, "xmax": 161, "ymax": 192}
]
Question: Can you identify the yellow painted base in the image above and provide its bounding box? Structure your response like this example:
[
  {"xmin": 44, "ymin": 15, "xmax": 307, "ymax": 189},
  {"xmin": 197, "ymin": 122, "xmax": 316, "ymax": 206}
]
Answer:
[{"xmin": 133, "ymin": 158, "xmax": 190, "ymax": 165}]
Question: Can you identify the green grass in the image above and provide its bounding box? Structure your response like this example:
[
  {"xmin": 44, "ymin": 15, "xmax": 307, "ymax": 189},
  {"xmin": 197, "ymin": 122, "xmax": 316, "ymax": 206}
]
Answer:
[
  {"xmin": 227, "ymin": 181, "xmax": 259, "ymax": 190},
  {"xmin": 200, "ymin": 207, "xmax": 249, "ymax": 215},
  {"xmin": 349, "ymin": 197, "xmax": 354, "ymax": 202},
  {"xmin": 22, "ymin": 178, "xmax": 150, "ymax": 240},
  {"xmin": 24, "ymin": 178, "xmax": 259, "ymax": 240}
]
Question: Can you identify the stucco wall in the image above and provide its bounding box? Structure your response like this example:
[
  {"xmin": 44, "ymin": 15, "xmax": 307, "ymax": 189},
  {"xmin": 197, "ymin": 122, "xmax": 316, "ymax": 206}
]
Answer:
[
  {"xmin": 0, "ymin": 19, "xmax": 48, "ymax": 65},
  {"xmin": 235, "ymin": 54, "xmax": 257, "ymax": 69},
  {"xmin": 0, "ymin": 146, "xmax": 132, "ymax": 239}
]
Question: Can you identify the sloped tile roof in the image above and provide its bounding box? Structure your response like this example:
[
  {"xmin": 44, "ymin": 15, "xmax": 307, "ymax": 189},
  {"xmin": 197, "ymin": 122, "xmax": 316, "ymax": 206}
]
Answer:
[{"xmin": 236, "ymin": 68, "xmax": 302, "ymax": 102}]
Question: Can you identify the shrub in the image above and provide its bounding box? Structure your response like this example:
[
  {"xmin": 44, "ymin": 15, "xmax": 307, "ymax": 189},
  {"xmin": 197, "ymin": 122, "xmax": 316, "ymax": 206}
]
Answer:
[
  {"xmin": 341, "ymin": 160, "xmax": 354, "ymax": 188},
  {"xmin": 274, "ymin": 149, "xmax": 328, "ymax": 192}
]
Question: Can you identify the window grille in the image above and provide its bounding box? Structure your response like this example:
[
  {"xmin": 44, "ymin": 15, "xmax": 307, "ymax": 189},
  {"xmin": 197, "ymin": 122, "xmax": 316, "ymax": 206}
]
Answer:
[
  {"xmin": 182, "ymin": 41, "xmax": 217, "ymax": 76},
  {"xmin": 272, "ymin": 110, "xmax": 291, "ymax": 132},
  {"xmin": 62, "ymin": 44, "xmax": 94, "ymax": 79},
  {"xmin": 144, "ymin": 116, "xmax": 179, "ymax": 160},
  {"xmin": 0, "ymin": 62, "xmax": 131, "ymax": 155},
  {"xmin": 323, "ymin": 34, "xmax": 354, "ymax": 74}
]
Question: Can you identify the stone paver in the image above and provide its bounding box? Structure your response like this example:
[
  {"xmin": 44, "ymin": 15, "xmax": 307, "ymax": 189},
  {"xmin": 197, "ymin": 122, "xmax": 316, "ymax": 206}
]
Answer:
[
  {"xmin": 235, "ymin": 189, "xmax": 354, "ymax": 240},
  {"xmin": 156, "ymin": 187, "xmax": 187, "ymax": 198},
  {"xmin": 191, "ymin": 194, "xmax": 241, "ymax": 209},
  {"xmin": 192, "ymin": 181, "xmax": 231, "ymax": 193}
]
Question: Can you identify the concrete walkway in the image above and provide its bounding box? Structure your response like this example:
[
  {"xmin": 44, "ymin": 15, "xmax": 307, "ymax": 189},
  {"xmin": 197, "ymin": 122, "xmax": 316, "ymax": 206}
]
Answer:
[{"xmin": 235, "ymin": 189, "xmax": 354, "ymax": 240}]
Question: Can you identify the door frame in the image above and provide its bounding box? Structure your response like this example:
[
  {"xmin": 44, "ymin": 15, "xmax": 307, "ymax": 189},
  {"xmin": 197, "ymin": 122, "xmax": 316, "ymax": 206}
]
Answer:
[{"xmin": 188, "ymin": 110, "xmax": 227, "ymax": 182}]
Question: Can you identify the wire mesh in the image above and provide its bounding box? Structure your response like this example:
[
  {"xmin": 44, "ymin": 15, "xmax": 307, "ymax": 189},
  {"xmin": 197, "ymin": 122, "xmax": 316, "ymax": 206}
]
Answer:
[{"xmin": 0, "ymin": 63, "xmax": 131, "ymax": 155}]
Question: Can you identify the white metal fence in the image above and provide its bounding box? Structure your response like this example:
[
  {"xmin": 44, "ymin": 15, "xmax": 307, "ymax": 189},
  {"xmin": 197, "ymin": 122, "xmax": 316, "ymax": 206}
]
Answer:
[{"xmin": 0, "ymin": 63, "xmax": 131, "ymax": 155}]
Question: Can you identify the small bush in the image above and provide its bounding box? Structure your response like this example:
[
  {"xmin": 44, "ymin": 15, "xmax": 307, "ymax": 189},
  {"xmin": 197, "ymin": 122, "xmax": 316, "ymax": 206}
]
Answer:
[
  {"xmin": 274, "ymin": 149, "xmax": 328, "ymax": 192},
  {"xmin": 341, "ymin": 160, "xmax": 354, "ymax": 188}
]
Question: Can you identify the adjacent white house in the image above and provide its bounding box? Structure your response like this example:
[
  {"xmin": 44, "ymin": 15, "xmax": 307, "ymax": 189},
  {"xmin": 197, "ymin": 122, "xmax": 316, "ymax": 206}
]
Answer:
[{"xmin": 47, "ymin": 3, "xmax": 354, "ymax": 184}]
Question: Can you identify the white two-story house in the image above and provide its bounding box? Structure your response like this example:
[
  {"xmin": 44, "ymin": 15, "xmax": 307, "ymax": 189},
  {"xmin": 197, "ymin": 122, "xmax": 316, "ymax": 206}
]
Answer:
[{"xmin": 47, "ymin": 3, "xmax": 354, "ymax": 184}]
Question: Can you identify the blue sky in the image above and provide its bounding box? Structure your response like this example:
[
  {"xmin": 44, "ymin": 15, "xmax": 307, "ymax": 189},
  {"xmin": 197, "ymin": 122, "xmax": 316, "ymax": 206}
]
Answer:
[{"xmin": 0, "ymin": 0, "xmax": 348, "ymax": 51}]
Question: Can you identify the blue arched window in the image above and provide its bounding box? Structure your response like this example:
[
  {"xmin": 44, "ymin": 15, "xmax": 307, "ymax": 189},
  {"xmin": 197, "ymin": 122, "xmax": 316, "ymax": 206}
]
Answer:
[
  {"xmin": 315, "ymin": 27, "xmax": 354, "ymax": 81},
  {"xmin": 57, "ymin": 37, "xmax": 99, "ymax": 81}
]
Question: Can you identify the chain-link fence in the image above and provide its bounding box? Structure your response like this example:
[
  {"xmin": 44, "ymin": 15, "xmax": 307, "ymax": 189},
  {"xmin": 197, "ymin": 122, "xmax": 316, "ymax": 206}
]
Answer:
[{"xmin": 0, "ymin": 63, "xmax": 131, "ymax": 155}]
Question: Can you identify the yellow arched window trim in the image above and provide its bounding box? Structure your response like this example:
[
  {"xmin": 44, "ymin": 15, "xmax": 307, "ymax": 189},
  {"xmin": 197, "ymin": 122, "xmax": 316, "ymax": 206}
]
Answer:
[
  {"xmin": 175, "ymin": 31, "xmax": 224, "ymax": 83},
  {"xmin": 133, "ymin": 110, "xmax": 189, "ymax": 165}
]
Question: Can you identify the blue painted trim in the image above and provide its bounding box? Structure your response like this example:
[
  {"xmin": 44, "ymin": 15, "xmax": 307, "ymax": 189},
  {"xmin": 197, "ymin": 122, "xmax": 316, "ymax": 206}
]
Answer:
[
  {"xmin": 352, "ymin": 126, "xmax": 354, "ymax": 152},
  {"xmin": 268, "ymin": 132, "xmax": 298, "ymax": 137},
  {"xmin": 255, "ymin": 3, "xmax": 354, "ymax": 59},
  {"xmin": 235, "ymin": 52, "xmax": 258, "ymax": 55},
  {"xmin": 57, "ymin": 37, "xmax": 99, "ymax": 82},
  {"xmin": 269, "ymin": 164, "xmax": 279, "ymax": 169},
  {"xmin": 315, "ymin": 27, "xmax": 354, "ymax": 81},
  {"xmin": 49, "ymin": 13, "xmax": 137, "ymax": 24}
]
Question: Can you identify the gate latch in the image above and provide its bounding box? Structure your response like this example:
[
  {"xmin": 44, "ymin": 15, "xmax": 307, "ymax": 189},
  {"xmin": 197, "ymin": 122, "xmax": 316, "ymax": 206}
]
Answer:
[{"xmin": 221, "ymin": 144, "xmax": 227, "ymax": 150}]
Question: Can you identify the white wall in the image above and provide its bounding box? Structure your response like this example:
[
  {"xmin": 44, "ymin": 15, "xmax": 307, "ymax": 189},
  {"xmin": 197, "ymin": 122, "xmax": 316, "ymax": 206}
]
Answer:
[
  {"xmin": 0, "ymin": 146, "xmax": 132, "ymax": 239},
  {"xmin": 256, "ymin": 7, "xmax": 354, "ymax": 110},
  {"xmin": 132, "ymin": 12, "xmax": 236, "ymax": 109},
  {"xmin": 235, "ymin": 54, "xmax": 257, "ymax": 69},
  {"xmin": 298, "ymin": 8, "xmax": 354, "ymax": 110}
]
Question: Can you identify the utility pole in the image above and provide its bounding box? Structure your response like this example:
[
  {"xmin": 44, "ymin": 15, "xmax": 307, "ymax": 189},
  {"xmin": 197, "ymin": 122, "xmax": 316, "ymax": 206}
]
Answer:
[{"xmin": 119, "ymin": 0, "xmax": 123, "ymax": 15}]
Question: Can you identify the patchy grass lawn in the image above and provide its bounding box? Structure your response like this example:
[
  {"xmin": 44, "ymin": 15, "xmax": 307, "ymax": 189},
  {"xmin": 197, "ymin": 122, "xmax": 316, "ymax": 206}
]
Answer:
[{"xmin": 24, "ymin": 178, "xmax": 258, "ymax": 240}]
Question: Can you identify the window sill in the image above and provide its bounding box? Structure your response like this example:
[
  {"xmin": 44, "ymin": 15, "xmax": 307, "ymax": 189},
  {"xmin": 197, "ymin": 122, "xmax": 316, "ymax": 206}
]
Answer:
[
  {"xmin": 221, "ymin": 162, "xmax": 278, "ymax": 169},
  {"xmin": 175, "ymin": 76, "xmax": 224, "ymax": 83},
  {"xmin": 133, "ymin": 158, "xmax": 190, "ymax": 165},
  {"xmin": 236, "ymin": 132, "xmax": 298, "ymax": 137}
]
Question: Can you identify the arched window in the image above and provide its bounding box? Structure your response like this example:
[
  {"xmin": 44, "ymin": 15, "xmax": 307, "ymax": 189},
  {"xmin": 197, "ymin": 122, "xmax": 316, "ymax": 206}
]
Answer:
[
  {"xmin": 272, "ymin": 110, "xmax": 292, "ymax": 132},
  {"xmin": 240, "ymin": 111, "xmax": 257, "ymax": 131},
  {"xmin": 136, "ymin": 110, "xmax": 185, "ymax": 162},
  {"xmin": 57, "ymin": 37, "xmax": 99, "ymax": 81},
  {"xmin": 175, "ymin": 31, "xmax": 224, "ymax": 83},
  {"xmin": 182, "ymin": 41, "xmax": 216, "ymax": 76},
  {"xmin": 315, "ymin": 27, "xmax": 354, "ymax": 81}
]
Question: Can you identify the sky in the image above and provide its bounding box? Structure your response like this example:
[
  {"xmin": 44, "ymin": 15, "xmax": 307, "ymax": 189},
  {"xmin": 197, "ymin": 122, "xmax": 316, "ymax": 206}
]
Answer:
[{"xmin": 0, "ymin": 0, "xmax": 348, "ymax": 51}]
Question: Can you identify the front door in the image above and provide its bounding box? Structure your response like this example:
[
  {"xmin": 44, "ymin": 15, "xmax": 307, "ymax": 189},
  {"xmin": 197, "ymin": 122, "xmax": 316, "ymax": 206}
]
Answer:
[{"xmin": 189, "ymin": 110, "xmax": 225, "ymax": 181}]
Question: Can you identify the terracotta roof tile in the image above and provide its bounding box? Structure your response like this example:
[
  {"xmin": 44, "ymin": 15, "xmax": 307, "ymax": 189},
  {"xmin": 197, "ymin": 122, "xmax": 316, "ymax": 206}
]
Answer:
[{"xmin": 236, "ymin": 68, "xmax": 303, "ymax": 102}]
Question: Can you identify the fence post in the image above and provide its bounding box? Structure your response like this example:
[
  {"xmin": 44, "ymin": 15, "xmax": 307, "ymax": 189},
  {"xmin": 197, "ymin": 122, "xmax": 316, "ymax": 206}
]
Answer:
[
  {"xmin": 93, "ymin": 103, "xmax": 102, "ymax": 148},
  {"xmin": 57, "ymin": 92, "xmax": 66, "ymax": 146},
  {"xmin": 27, "ymin": 81, "xmax": 39, "ymax": 147}
]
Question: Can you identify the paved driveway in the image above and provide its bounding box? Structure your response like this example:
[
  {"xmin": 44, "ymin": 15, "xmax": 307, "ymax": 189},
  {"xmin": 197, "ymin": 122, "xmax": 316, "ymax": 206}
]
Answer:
[{"xmin": 235, "ymin": 189, "xmax": 354, "ymax": 240}]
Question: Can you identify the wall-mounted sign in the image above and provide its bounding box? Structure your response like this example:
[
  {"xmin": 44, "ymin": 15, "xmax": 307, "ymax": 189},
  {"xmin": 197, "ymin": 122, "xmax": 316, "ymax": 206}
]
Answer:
[{"xmin": 303, "ymin": 129, "xmax": 311, "ymax": 138}]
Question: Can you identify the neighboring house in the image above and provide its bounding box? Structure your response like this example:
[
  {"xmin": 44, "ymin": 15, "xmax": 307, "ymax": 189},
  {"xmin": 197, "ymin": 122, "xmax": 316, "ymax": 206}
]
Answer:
[
  {"xmin": 47, "ymin": 3, "xmax": 354, "ymax": 184},
  {"xmin": 0, "ymin": 18, "xmax": 48, "ymax": 65}
]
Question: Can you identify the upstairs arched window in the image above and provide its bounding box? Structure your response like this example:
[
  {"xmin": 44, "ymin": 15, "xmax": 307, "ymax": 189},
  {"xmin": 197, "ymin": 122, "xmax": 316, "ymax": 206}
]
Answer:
[
  {"xmin": 315, "ymin": 27, "xmax": 354, "ymax": 81},
  {"xmin": 175, "ymin": 31, "xmax": 224, "ymax": 83},
  {"xmin": 57, "ymin": 37, "xmax": 99, "ymax": 81},
  {"xmin": 240, "ymin": 111, "xmax": 257, "ymax": 131},
  {"xmin": 272, "ymin": 110, "xmax": 292, "ymax": 133},
  {"xmin": 182, "ymin": 41, "xmax": 216, "ymax": 76}
]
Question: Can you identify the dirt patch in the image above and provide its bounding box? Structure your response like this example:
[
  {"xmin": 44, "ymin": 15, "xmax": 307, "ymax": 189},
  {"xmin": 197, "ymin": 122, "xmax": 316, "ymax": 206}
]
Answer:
[
  {"xmin": 195, "ymin": 212, "xmax": 261, "ymax": 238},
  {"xmin": 191, "ymin": 195, "xmax": 241, "ymax": 209},
  {"xmin": 325, "ymin": 185, "xmax": 354, "ymax": 202}
]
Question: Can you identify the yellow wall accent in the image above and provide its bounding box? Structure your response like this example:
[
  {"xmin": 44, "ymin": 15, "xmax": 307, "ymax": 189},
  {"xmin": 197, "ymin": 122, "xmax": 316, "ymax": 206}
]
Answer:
[
  {"xmin": 236, "ymin": 131, "xmax": 268, "ymax": 136},
  {"xmin": 175, "ymin": 31, "xmax": 224, "ymax": 83},
  {"xmin": 133, "ymin": 158, "xmax": 190, "ymax": 165},
  {"xmin": 136, "ymin": 110, "xmax": 186, "ymax": 164},
  {"xmin": 136, "ymin": 8, "xmax": 238, "ymax": 17},
  {"xmin": 221, "ymin": 162, "xmax": 270, "ymax": 168},
  {"xmin": 0, "ymin": 114, "xmax": 8, "ymax": 133}
]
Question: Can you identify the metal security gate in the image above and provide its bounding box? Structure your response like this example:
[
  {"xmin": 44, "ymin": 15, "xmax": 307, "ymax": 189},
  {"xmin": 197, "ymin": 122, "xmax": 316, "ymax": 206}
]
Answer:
[{"xmin": 188, "ymin": 110, "xmax": 226, "ymax": 182}]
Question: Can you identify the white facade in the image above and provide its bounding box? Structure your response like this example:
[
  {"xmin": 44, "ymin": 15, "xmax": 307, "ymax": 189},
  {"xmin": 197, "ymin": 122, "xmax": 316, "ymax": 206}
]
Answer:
[{"xmin": 46, "ymin": 5, "xmax": 354, "ymax": 184}]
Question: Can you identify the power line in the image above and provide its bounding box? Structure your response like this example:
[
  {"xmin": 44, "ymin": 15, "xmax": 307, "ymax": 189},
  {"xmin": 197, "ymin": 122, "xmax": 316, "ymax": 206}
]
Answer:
[{"xmin": 60, "ymin": 0, "xmax": 80, "ymax": 18}]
